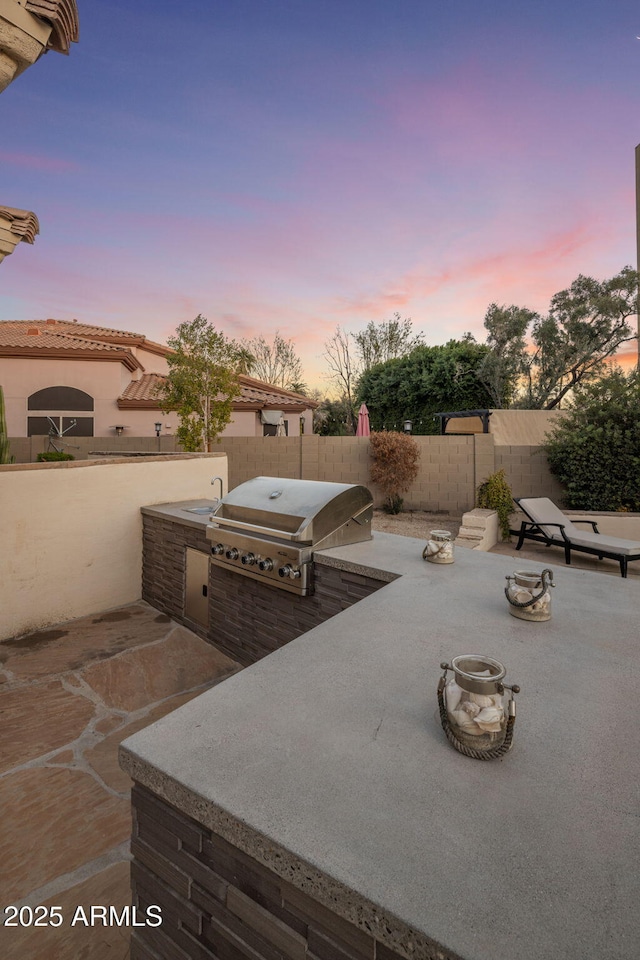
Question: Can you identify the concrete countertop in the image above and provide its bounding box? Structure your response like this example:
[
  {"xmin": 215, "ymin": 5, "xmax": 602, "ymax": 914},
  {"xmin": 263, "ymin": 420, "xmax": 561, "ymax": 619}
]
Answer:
[
  {"xmin": 122, "ymin": 522, "xmax": 640, "ymax": 960},
  {"xmin": 141, "ymin": 498, "xmax": 219, "ymax": 531}
]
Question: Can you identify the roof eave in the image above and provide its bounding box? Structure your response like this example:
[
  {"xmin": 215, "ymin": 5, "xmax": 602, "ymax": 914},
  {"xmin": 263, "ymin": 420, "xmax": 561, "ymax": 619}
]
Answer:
[{"xmin": 0, "ymin": 345, "xmax": 142, "ymax": 372}]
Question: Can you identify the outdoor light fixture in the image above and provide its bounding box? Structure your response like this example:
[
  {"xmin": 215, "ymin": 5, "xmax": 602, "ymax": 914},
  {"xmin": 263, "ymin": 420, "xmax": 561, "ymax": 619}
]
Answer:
[
  {"xmin": 154, "ymin": 422, "xmax": 162, "ymax": 437},
  {"xmin": 403, "ymin": 420, "xmax": 412, "ymax": 433},
  {"xmin": 438, "ymin": 656, "xmax": 520, "ymax": 760},
  {"xmin": 112, "ymin": 425, "xmax": 126, "ymax": 437}
]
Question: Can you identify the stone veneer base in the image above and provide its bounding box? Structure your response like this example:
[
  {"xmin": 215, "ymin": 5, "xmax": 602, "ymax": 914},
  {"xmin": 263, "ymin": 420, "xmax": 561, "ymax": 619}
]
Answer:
[
  {"xmin": 142, "ymin": 515, "xmax": 389, "ymax": 665},
  {"xmin": 129, "ymin": 784, "xmax": 459, "ymax": 960}
]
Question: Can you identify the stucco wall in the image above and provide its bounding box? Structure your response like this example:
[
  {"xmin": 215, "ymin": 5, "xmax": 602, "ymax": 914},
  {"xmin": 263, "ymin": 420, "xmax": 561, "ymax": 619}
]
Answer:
[
  {"xmin": 0, "ymin": 357, "xmax": 312, "ymax": 438},
  {"xmin": 1, "ymin": 356, "xmax": 126, "ymax": 436},
  {"xmin": 0, "ymin": 453, "xmax": 227, "ymax": 640},
  {"xmin": 488, "ymin": 409, "xmax": 564, "ymax": 445}
]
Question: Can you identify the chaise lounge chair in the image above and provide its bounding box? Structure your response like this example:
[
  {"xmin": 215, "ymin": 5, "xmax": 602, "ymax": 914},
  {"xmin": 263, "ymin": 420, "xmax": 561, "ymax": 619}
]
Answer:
[{"xmin": 513, "ymin": 497, "xmax": 640, "ymax": 579}]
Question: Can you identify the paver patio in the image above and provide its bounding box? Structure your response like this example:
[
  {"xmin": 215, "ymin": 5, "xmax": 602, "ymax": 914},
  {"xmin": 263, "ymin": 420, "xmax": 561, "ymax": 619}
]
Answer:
[{"xmin": 0, "ymin": 601, "xmax": 241, "ymax": 959}]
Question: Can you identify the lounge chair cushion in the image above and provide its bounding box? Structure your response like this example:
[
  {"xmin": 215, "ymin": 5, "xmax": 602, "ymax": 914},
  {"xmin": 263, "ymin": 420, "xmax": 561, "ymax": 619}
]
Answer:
[
  {"xmin": 517, "ymin": 498, "xmax": 581, "ymax": 540},
  {"xmin": 517, "ymin": 498, "xmax": 640, "ymax": 555},
  {"xmin": 565, "ymin": 532, "xmax": 640, "ymax": 555}
]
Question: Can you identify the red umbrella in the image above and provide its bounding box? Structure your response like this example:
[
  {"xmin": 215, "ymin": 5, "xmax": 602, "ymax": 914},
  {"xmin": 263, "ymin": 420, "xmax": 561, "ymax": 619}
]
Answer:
[{"xmin": 356, "ymin": 403, "xmax": 370, "ymax": 437}]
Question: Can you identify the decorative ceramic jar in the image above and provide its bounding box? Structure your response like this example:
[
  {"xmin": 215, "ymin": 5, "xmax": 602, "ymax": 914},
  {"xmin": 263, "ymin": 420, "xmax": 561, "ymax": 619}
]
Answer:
[
  {"xmin": 505, "ymin": 568, "xmax": 554, "ymax": 621},
  {"xmin": 423, "ymin": 529, "xmax": 454, "ymax": 564},
  {"xmin": 437, "ymin": 655, "xmax": 520, "ymax": 760}
]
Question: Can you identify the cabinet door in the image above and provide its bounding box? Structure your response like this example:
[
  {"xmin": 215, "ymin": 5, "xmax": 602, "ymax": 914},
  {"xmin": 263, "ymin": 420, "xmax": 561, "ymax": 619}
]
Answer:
[{"xmin": 185, "ymin": 548, "xmax": 209, "ymax": 627}]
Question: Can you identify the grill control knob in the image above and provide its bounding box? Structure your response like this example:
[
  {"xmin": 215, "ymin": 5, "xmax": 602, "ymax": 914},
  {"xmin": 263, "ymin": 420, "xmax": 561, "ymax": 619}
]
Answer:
[
  {"xmin": 241, "ymin": 552, "xmax": 256, "ymax": 566},
  {"xmin": 225, "ymin": 547, "xmax": 239, "ymax": 560},
  {"xmin": 211, "ymin": 543, "xmax": 225, "ymax": 555},
  {"xmin": 257, "ymin": 558, "xmax": 273, "ymax": 572},
  {"xmin": 278, "ymin": 565, "xmax": 301, "ymax": 579}
]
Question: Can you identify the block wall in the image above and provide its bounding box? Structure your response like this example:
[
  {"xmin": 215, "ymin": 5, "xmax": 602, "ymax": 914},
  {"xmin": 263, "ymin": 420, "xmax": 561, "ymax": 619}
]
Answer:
[
  {"xmin": 495, "ymin": 444, "xmax": 565, "ymax": 502},
  {"xmin": 10, "ymin": 433, "xmax": 566, "ymax": 513},
  {"xmin": 219, "ymin": 436, "xmax": 477, "ymax": 513}
]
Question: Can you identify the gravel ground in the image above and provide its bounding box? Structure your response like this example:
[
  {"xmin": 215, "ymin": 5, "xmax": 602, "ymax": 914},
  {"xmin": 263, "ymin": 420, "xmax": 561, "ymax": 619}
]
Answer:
[{"xmin": 371, "ymin": 509, "xmax": 463, "ymax": 541}]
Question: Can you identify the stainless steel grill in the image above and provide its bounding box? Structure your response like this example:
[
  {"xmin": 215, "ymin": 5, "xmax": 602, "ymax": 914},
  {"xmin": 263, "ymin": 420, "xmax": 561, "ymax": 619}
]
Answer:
[{"xmin": 206, "ymin": 477, "xmax": 373, "ymax": 595}]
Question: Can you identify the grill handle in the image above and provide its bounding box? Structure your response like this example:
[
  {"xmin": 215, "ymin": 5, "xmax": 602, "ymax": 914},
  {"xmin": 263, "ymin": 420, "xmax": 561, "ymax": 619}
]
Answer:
[{"xmin": 208, "ymin": 517, "xmax": 311, "ymax": 543}]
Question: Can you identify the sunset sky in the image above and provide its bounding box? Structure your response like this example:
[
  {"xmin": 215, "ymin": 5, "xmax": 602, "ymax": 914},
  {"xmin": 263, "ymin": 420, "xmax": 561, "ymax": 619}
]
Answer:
[{"xmin": 2, "ymin": 0, "xmax": 639, "ymax": 387}]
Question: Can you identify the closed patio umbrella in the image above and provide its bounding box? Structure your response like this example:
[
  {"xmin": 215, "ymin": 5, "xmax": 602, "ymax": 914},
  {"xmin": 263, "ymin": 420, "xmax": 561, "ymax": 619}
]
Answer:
[{"xmin": 356, "ymin": 403, "xmax": 370, "ymax": 437}]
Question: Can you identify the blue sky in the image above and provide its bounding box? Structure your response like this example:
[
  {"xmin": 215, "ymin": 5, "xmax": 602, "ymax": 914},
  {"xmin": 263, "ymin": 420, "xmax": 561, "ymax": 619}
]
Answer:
[{"xmin": 2, "ymin": 0, "xmax": 639, "ymax": 385}]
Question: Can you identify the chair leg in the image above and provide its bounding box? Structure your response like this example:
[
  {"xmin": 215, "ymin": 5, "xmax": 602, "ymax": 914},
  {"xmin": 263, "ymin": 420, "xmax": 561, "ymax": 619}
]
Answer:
[
  {"xmin": 621, "ymin": 558, "xmax": 627, "ymax": 578},
  {"xmin": 564, "ymin": 545, "xmax": 571, "ymax": 565}
]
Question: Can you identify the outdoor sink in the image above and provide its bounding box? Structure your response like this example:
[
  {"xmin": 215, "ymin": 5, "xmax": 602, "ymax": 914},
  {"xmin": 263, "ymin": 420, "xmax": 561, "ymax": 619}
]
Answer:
[{"xmin": 184, "ymin": 506, "xmax": 215, "ymax": 515}]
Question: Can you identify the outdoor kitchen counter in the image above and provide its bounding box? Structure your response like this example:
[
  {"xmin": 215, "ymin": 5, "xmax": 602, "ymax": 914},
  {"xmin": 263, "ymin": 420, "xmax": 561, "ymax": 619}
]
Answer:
[
  {"xmin": 141, "ymin": 498, "xmax": 219, "ymax": 529},
  {"xmin": 121, "ymin": 530, "xmax": 640, "ymax": 960}
]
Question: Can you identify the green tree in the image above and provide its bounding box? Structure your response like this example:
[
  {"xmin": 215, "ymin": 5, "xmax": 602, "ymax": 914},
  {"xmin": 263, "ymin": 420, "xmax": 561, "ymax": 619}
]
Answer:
[
  {"xmin": 357, "ymin": 340, "xmax": 493, "ymax": 434},
  {"xmin": 353, "ymin": 314, "xmax": 423, "ymax": 372},
  {"xmin": 544, "ymin": 368, "xmax": 640, "ymax": 511},
  {"xmin": 480, "ymin": 267, "xmax": 638, "ymax": 409},
  {"xmin": 313, "ymin": 397, "xmax": 352, "ymax": 436},
  {"xmin": 476, "ymin": 304, "xmax": 535, "ymax": 407},
  {"xmin": 322, "ymin": 317, "xmax": 424, "ymax": 432},
  {"xmin": 160, "ymin": 315, "xmax": 241, "ymax": 452},
  {"xmin": 241, "ymin": 330, "xmax": 304, "ymax": 389},
  {"xmin": 287, "ymin": 380, "xmax": 308, "ymax": 395}
]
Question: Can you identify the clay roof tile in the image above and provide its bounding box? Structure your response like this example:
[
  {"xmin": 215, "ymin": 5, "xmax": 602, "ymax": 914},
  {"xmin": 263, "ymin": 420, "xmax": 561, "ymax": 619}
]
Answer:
[{"xmin": 24, "ymin": 0, "xmax": 79, "ymax": 55}]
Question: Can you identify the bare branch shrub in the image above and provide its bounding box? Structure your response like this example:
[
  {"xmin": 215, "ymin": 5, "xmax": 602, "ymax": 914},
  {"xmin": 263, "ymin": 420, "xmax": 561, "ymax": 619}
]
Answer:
[{"xmin": 369, "ymin": 431, "xmax": 420, "ymax": 513}]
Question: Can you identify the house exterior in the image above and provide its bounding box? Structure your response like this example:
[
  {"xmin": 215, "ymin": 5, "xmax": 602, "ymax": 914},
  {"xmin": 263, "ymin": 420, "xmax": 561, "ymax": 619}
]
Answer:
[{"xmin": 0, "ymin": 319, "xmax": 316, "ymax": 439}]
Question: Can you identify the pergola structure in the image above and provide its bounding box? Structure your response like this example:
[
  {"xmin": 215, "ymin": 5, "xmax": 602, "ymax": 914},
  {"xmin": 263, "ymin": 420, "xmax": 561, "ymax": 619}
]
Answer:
[{"xmin": 433, "ymin": 409, "xmax": 492, "ymax": 435}]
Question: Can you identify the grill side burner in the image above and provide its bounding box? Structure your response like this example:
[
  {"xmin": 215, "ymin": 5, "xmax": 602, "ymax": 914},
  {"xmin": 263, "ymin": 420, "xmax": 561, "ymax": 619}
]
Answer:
[{"xmin": 206, "ymin": 477, "xmax": 373, "ymax": 595}]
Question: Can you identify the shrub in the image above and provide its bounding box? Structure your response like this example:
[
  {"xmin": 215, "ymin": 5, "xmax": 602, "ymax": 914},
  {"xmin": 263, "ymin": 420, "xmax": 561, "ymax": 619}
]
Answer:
[
  {"xmin": 476, "ymin": 468, "xmax": 514, "ymax": 540},
  {"xmin": 0, "ymin": 384, "xmax": 13, "ymax": 464},
  {"xmin": 369, "ymin": 431, "xmax": 420, "ymax": 513},
  {"xmin": 544, "ymin": 369, "xmax": 640, "ymax": 511},
  {"xmin": 36, "ymin": 451, "xmax": 75, "ymax": 462}
]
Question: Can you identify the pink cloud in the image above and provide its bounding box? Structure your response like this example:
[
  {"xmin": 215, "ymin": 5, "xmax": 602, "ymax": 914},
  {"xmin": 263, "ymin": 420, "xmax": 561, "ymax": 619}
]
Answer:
[
  {"xmin": 0, "ymin": 151, "xmax": 80, "ymax": 173},
  {"xmin": 336, "ymin": 220, "xmax": 598, "ymax": 320}
]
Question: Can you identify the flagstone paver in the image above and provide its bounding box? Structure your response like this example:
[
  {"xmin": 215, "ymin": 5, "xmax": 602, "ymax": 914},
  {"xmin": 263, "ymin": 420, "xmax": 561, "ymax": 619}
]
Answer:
[
  {"xmin": 81, "ymin": 624, "xmax": 239, "ymax": 712},
  {"xmin": 0, "ymin": 680, "xmax": 96, "ymax": 773},
  {"xmin": 0, "ymin": 603, "xmax": 173, "ymax": 681},
  {"xmin": 2, "ymin": 861, "xmax": 131, "ymax": 960},
  {"xmin": 0, "ymin": 600, "xmax": 242, "ymax": 959},
  {"xmin": 86, "ymin": 690, "xmax": 210, "ymax": 794},
  {"xmin": 0, "ymin": 767, "xmax": 131, "ymax": 903}
]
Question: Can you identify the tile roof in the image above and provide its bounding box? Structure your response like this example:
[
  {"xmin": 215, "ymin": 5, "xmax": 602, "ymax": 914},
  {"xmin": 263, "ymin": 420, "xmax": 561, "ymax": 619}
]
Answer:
[
  {"xmin": 0, "ymin": 320, "xmax": 143, "ymax": 371},
  {"xmin": 0, "ymin": 320, "xmax": 317, "ymax": 408},
  {"xmin": 0, "ymin": 207, "xmax": 40, "ymax": 245},
  {"xmin": 118, "ymin": 374, "xmax": 317, "ymax": 411},
  {"xmin": 234, "ymin": 375, "xmax": 317, "ymax": 408},
  {"xmin": 25, "ymin": 0, "xmax": 79, "ymax": 55}
]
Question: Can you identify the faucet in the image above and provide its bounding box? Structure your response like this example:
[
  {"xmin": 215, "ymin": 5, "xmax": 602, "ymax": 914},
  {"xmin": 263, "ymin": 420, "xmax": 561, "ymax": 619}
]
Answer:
[{"xmin": 210, "ymin": 476, "xmax": 224, "ymax": 503}]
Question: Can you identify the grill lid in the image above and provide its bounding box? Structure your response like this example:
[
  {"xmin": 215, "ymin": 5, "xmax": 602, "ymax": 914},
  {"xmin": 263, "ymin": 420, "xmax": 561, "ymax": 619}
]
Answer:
[{"xmin": 209, "ymin": 476, "xmax": 373, "ymax": 544}]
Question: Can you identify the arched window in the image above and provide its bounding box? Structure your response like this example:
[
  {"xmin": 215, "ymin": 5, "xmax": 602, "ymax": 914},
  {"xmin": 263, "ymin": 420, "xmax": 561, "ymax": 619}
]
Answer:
[
  {"xmin": 28, "ymin": 386, "xmax": 94, "ymax": 411},
  {"xmin": 27, "ymin": 386, "xmax": 94, "ymax": 437}
]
